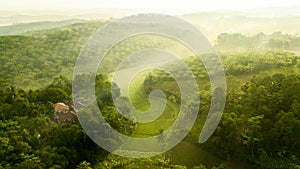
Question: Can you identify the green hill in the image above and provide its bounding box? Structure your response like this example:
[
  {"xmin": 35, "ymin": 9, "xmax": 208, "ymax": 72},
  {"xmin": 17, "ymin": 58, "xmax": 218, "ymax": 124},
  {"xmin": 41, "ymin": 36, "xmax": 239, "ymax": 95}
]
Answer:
[
  {"xmin": 0, "ymin": 21, "xmax": 106, "ymax": 89},
  {"xmin": 0, "ymin": 19, "xmax": 299, "ymax": 168},
  {"xmin": 0, "ymin": 19, "xmax": 86, "ymax": 35}
]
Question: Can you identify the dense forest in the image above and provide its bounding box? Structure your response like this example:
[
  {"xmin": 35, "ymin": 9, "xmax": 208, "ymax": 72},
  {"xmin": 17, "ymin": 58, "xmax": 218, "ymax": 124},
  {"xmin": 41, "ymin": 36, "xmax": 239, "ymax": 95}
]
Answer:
[
  {"xmin": 0, "ymin": 20, "xmax": 299, "ymax": 168},
  {"xmin": 215, "ymin": 32, "xmax": 300, "ymax": 53},
  {"xmin": 0, "ymin": 20, "xmax": 84, "ymax": 36}
]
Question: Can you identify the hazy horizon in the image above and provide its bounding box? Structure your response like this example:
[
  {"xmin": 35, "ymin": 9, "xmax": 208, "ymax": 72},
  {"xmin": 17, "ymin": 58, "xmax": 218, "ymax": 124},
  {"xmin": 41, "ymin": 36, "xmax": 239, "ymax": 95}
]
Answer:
[
  {"xmin": 2, "ymin": 0, "xmax": 300, "ymax": 14},
  {"xmin": 1, "ymin": 3, "xmax": 300, "ymax": 42}
]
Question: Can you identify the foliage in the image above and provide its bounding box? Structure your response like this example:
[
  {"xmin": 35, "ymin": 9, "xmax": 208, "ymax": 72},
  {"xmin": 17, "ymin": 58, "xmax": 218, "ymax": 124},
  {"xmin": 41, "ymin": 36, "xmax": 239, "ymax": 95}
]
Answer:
[
  {"xmin": 0, "ymin": 21, "xmax": 106, "ymax": 90},
  {"xmin": 203, "ymin": 74, "xmax": 300, "ymax": 168},
  {"xmin": 0, "ymin": 76, "xmax": 116, "ymax": 168},
  {"xmin": 1, "ymin": 20, "xmax": 300, "ymax": 168},
  {"xmin": 143, "ymin": 50, "xmax": 300, "ymax": 168},
  {"xmin": 216, "ymin": 32, "xmax": 300, "ymax": 52}
]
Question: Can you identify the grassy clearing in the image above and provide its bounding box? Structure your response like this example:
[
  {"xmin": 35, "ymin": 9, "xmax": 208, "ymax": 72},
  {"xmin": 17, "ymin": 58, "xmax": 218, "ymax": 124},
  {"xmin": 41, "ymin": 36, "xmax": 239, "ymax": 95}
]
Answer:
[
  {"xmin": 127, "ymin": 70, "xmax": 223, "ymax": 167},
  {"xmin": 129, "ymin": 71, "xmax": 179, "ymax": 137}
]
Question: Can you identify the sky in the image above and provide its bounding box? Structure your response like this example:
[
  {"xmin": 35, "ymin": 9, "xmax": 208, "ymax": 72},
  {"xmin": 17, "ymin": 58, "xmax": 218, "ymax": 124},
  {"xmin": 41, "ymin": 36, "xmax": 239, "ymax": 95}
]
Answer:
[{"xmin": 2, "ymin": 0, "xmax": 300, "ymax": 12}]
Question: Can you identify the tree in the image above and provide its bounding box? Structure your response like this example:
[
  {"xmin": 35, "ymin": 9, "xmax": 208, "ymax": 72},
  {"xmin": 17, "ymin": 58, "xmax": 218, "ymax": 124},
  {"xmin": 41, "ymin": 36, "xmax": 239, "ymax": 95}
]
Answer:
[{"xmin": 76, "ymin": 161, "xmax": 92, "ymax": 169}]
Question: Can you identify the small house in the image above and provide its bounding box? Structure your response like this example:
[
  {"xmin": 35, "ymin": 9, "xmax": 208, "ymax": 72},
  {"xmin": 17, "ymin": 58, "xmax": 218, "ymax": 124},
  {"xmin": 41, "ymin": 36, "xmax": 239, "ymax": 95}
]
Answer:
[{"xmin": 54, "ymin": 102, "xmax": 77, "ymax": 123}]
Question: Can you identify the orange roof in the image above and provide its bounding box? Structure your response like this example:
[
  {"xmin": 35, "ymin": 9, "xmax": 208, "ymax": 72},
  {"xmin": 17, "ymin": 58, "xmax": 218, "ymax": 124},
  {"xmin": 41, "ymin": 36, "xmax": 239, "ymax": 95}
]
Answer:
[{"xmin": 54, "ymin": 103, "xmax": 69, "ymax": 112}]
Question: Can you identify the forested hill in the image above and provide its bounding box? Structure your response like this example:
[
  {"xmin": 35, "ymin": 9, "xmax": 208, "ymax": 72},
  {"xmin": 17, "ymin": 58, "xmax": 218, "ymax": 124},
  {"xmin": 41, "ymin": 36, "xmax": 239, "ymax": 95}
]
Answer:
[
  {"xmin": 0, "ymin": 19, "xmax": 299, "ymax": 168},
  {"xmin": 215, "ymin": 32, "xmax": 300, "ymax": 53},
  {"xmin": 0, "ymin": 19, "xmax": 85, "ymax": 36},
  {"xmin": 1, "ymin": 20, "xmax": 300, "ymax": 90},
  {"xmin": 0, "ymin": 21, "xmax": 106, "ymax": 90}
]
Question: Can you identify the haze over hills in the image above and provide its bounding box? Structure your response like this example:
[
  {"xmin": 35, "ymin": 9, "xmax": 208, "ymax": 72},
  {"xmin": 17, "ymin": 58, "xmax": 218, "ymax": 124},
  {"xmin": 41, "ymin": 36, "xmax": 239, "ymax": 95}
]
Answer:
[
  {"xmin": 0, "ymin": 8, "xmax": 166, "ymax": 26},
  {"xmin": 0, "ymin": 19, "xmax": 85, "ymax": 35},
  {"xmin": 1, "ymin": 7, "xmax": 300, "ymax": 42},
  {"xmin": 181, "ymin": 14, "xmax": 300, "ymax": 42},
  {"xmin": 0, "ymin": 4, "xmax": 300, "ymax": 168}
]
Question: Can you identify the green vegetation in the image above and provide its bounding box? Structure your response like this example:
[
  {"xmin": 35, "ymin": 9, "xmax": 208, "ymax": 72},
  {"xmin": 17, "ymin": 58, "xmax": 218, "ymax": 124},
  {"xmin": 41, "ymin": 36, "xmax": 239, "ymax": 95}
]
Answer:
[
  {"xmin": 204, "ymin": 74, "xmax": 300, "ymax": 168},
  {"xmin": 0, "ymin": 20, "xmax": 85, "ymax": 36},
  {"xmin": 216, "ymin": 32, "xmax": 300, "ymax": 53},
  {"xmin": 0, "ymin": 21, "xmax": 106, "ymax": 90},
  {"xmin": 143, "ymin": 38, "xmax": 300, "ymax": 168},
  {"xmin": 0, "ymin": 20, "xmax": 299, "ymax": 168},
  {"xmin": 128, "ymin": 71, "xmax": 179, "ymax": 137},
  {"xmin": 0, "ymin": 76, "xmax": 108, "ymax": 168}
]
